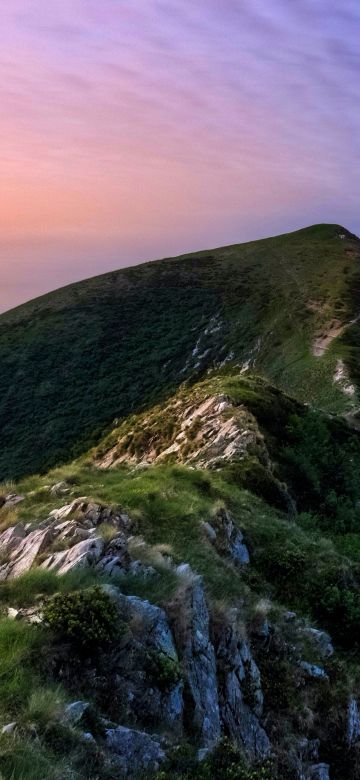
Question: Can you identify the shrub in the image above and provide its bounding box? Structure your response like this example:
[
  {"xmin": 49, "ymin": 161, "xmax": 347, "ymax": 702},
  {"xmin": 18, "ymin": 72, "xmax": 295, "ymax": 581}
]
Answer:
[
  {"xmin": 145, "ymin": 651, "xmax": 181, "ymax": 691},
  {"xmin": 43, "ymin": 586, "xmax": 119, "ymax": 654}
]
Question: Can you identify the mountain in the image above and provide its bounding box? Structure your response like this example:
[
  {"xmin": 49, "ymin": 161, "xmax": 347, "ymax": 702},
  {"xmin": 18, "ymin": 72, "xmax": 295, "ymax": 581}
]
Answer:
[
  {"xmin": 1, "ymin": 225, "xmax": 360, "ymax": 779},
  {"xmin": 0, "ymin": 223, "xmax": 359, "ymax": 480}
]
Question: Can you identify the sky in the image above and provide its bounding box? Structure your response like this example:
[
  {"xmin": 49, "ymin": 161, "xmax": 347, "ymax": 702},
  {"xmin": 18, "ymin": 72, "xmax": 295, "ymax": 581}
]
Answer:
[{"xmin": 1, "ymin": 1, "xmax": 360, "ymax": 311}]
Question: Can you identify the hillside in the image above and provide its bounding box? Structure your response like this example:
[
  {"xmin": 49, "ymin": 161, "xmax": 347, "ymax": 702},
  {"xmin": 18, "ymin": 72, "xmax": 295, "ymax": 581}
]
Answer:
[
  {"xmin": 1, "ymin": 223, "xmax": 360, "ymax": 480},
  {"xmin": 2, "ymin": 370, "xmax": 360, "ymax": 778}
]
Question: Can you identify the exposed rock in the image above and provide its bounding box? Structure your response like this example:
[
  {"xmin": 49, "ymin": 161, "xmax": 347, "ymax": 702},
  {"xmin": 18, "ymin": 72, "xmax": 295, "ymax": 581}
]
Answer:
[
  {"xmin": 64, "ymin": 701, "xmax": 90, "ymax": 725},
  {"xmin": 1, "ymin": 722, "xmax": 17, "ymax": 736},
  {"xmin": 103, "ymin": 586, "xmax": 183, "ymax": 729},
  {"xmin": 299, "ymin": 661, "xmax": 328, "ymax": 680},
  {"xmin": 0, "ymin": 526, "xmax": 54, "ymax": 580},
  {"xmin": 347, "ymin": 696, "xmax": 360, "ymax": 746},
  {"xmin": 41, "ymin": 536, "xmax": 104, "ymax": 575},
  {"xmin": 50, "ymin": 482, "xmax": 70, "ymax": 496},
  {"xmin": 300, "ymin": 627, "xmax": 334, "ymax": 658},
  {"xmin": 7, "ymin": 607, "xmax": 19, "ymax": 620},
  {"xmin": 307, "ymin": 764, "xmax": 330, "ymax": 780},
  {"xmin": 202, "ymin": 507, "xmax": 249, "ymax": 566},
  {"xmin": 0, "ymin": 523, "xmax": 26, "ymax": 553},
  {"xmin": 2, "ymin": 494, "xmax": 24, "ymax": 508},
  {"xmin": 105, "ymin": 725, "xmax": 165, "ymax": 777},
  {"xmin": 167, "ymin": 577, "xmax": 221, "ymax": 748},
  {"xmin": 215, "ymin": 608, "xmax": 271, "ymax": 760}
]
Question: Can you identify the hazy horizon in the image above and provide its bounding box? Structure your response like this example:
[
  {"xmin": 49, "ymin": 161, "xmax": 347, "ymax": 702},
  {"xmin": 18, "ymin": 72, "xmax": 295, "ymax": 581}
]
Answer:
[{"xmin": 1, "ymin": 1, "xmax": 360, "ymax": 311}]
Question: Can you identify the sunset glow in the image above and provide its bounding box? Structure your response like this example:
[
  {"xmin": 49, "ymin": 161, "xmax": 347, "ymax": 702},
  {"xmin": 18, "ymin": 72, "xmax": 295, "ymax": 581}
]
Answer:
[{"xmin": 1, "ymin": 1, "xmax": 360, "ymax": 310}]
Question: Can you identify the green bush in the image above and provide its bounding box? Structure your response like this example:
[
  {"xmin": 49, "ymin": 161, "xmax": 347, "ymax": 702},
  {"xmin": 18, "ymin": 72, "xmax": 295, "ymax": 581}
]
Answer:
[
  {"xmin": 145, "ymin": 651, "xmax": 181, "ymax": 691},
  {"xmin": 43, "ymin": 586, "xmax": 119, "ymax": 654}
]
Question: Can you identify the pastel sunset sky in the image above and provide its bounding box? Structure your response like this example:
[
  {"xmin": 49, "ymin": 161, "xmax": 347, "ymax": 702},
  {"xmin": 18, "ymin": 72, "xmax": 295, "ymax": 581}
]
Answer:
[{"xmin": 1, "ymin": 1, "xmax": 360, "ymax": 311}]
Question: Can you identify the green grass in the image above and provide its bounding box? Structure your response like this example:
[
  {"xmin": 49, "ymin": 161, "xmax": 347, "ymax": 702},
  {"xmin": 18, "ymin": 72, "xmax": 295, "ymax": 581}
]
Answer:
[{"xmin": 0, "ymin": 223, "xmax": 359, "ymax": 480}]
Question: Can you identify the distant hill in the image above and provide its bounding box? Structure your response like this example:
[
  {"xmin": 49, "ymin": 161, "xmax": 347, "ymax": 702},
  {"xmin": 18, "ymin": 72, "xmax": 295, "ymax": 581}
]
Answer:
[{"xmin": 1, "ymin": 222, "xmax": 359, "ymax": 479}]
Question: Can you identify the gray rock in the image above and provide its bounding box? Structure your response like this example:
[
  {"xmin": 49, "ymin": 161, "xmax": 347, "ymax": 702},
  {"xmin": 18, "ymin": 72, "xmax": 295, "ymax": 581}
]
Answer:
[
  {"xmin": 215, "ymin": 608, "xmax": 271, "ymax": 760},
  {"xmin": 105, "ymin": 725, "xmax": 165, "ymax": 777},
  {"xmin": 1, "ymin": 722, "xmax": 17, "ymax": 735},
  {"xmin": 64, "ymin": 701, "xmax": 90, "ymax": 725},
  {"xmin": 205, "ymin": 508, "xmax": 249, "ymax": 565},
  {"xmin": 169, "ymin": 578, "xmax": 221, "ymax": 748},
  {"xmin": 41, "ymin": 536, "xmax": 104, "ymax": 575},
  {"xmin": 308, "ymin": 764, "xmax": 330, "ymax": 780},
  {"xmin": 347, "ymin": 696, "xmax": 360, "ymax": 746},
  {"xmin": 299, "ymin": 661, "xmax": 328, "ymax": 680},
  {"xmin": 0, "ymin": 524, "xmax": 26, "ymax": 554},
  {"xmin": 0, "ymin": 526, "xmax": 54, "ymax": 580},
  {"xmin": 103, "ymin": 586, "xmax": 183, "ymax": 729},
  {"xmin": 300, "ymin": 627, "xmax": 334, "ymax": 658},
  {"xmin": 50, "ymin": 482, "xmax": 70, "ymax": 496},
  {"xmin": 3, "ymin": 494, "xmax": 24, "ymax": 507}
]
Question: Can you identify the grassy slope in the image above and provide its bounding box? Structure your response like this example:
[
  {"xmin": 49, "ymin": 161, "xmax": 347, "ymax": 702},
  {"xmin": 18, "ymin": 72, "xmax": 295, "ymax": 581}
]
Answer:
[
  {"xmin": 2, "ymin": 371, "xmax": 360, "ymax": 777},
  {"xmin": 1, "ymin": 223, "xmax": 359, "ymax": 480}
]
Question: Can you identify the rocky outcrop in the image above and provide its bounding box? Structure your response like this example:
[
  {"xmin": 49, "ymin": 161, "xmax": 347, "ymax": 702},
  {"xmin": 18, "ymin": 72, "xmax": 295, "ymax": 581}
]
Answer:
[
  {"xmin": 168, "ymin": 576, "xmax": 221, "ymax": 748},
  {"xmin": 105, "ymin": 725, "xmax": 165, "ymax": 777},
  {"xmin": 103, "ymin": 586, "xmax": 183, "ymax": 730},
  {"xmin": 0, "ymin": 525, "xmax": 54, "ymax": 580},
  {"xmin": 41, "ymin": 536, "xmax": 104, "ymax": 575},
  {"xmin": 347, "ymin": 696, "xmax": 360, "ymax": 747},
  {"xmin": 214, "ymin": 608, "xmax": 271, "ymax": 760},
  {"xmin": 202, "ymin": 507, "xmax": 250, "ymax": 566}
]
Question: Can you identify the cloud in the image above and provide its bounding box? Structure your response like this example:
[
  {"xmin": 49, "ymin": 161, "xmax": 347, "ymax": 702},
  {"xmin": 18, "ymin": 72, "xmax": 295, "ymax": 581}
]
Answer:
[{"xmin": 0, "ymin": 0, "xmax": 359, "ymax": 309}]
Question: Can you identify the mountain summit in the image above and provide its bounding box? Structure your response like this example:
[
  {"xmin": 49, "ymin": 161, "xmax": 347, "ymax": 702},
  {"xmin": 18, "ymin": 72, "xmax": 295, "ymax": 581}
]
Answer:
[{"xmin": 0, "ymin": 223, "xmax": 359, "ymax": 480}]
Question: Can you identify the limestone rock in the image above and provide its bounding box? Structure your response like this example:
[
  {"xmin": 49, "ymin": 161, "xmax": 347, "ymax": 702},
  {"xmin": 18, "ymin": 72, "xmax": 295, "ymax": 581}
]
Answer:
[
  {"xmin": 1, "ymin": 722, "xmax": 17, "ymax": 736},
  {"xmin": 103, "ymin": 586, "xmax": 183, "ymax": 729},
  {"xmin": 307, "ymin": 764, "xmax": 330, "ymax": 780},
  {"xmin": 0, "ymin": 526, "xmax": 54, "ymax": 580},
  {"xmin": 64, "ymin": 701, "xmax": 90, "ymax": 725},
  {"xmin": 41, "ymin": 536, "xmax": 104, "ymax": 575},
  {"xmin": 299, "ymin": 661, "xmax": 328, "ymax": 680},
  {"xmin": 347, "ymin": 696, "xmax": 360, "ymax": 746},
  {"xmin": 215, "ymin": 608, "xmax": 271, "ymax": 760},
  {"xmin": 202, "ymin": 507, "xmax": 249, "ymax": 566},
  {"xmin": 105, "ymin": 725, "xmax": 165, "ymax": 776},
  {"xmin": 168, "ymin": 577, "xmax": 221, "ymax": 748}
]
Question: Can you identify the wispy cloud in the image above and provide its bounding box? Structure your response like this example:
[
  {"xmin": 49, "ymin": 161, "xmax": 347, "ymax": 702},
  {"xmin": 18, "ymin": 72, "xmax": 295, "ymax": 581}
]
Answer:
[{"xmin": 0, "ymin": 0, "xmax": 359, "ymax": 310}]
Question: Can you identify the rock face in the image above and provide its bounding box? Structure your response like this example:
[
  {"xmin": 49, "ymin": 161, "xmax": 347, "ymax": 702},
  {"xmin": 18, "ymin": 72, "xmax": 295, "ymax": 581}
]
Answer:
[
  {"xmin": 347, "ymin": 696, "xmax": 360, "ymax": 747},
  {"xmin": 168, "ymin": 577, "xmax": 221, "ymax": 748},
  {"xmin": 103, "ymin": 586, "xmax": 183, "ymax": 730},
  {"xmin": 41, "ymin": 537, "xmax": 104, "ymax": 575},
  {"xmin": 306, "ymin": 765, "xmax": 330, "ymax": 780},
  {"xmin": 214, "ymin": 608, "xmax": 271, "ymax": 760},
  {"xmin": 0, "ymin": 526, "xmax": 53, "ymax": 580},
  {"xmin": 202, "ymin": 507, "xmax": 250, "ymax": 566},
  {"xmin": 0, "ymin": 499, "xmax": 152, "ymax": 581},
  {"xmin": 105, "ymin": 725, "xmax": 165, "ymax": 777}
]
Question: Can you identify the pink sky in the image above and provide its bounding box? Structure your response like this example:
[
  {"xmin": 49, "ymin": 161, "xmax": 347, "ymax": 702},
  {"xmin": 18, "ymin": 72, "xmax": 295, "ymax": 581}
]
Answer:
[{"xmin": 1, "ymin": 1, "xmax": 360, "ymax": 311}]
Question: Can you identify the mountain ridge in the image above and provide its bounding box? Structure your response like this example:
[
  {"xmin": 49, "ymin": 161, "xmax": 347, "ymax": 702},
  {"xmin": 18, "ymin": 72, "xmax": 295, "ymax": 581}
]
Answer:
[{"xmin": 0, "ymin": 222, "xmax": 359, "ymax": 480}]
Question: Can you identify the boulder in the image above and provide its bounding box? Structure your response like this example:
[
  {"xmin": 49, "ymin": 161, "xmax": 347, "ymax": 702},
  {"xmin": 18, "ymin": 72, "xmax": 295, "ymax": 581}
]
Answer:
[
  {"xmin": 0, "ymin": 526, "xmax": 54, "ymax": 580},
  {"xmin": 0, "ymin": 524, "xmax": 26, "ymax": 554},
  {"xmin": 105, "ymin": 725, "xmax": 165, "ymax": 776},
  {"xmin": 307, "ymin": 765, "xmax": 330, "ymax": 780},
  {"xmin": 41, "ymin": 536, "xmax": 104, "ymax": 575},
  {"xmin": 202, "ymin": 508, "xmax": 249, "ymax": 566},
  {"xmin": 1, "ymin": 722, "xmax": 17, "ymax": 736},
  {"xmin": 215, "ymin": 608, "xmax": 271, "ymax": 760},
  {"xmin": 299, "ymin": 661, "xmax": 328, "ymax": 680},
  {"xmin": 64, "ymin": 701, "xmax": 90, "ymax": 725},
  {"xmin": 168, "ymin": 577, "xmax": 221, "ymax": 748},
  {"xmin": 50, "ymin": 482, "xmax": 70, "ymax": 496}
]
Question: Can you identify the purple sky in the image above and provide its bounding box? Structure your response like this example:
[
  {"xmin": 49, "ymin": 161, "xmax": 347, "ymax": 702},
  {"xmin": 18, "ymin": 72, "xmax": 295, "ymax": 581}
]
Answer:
[{"xmin": 1, "ymin": 1, "xmax": 360, "ymax": 311}]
